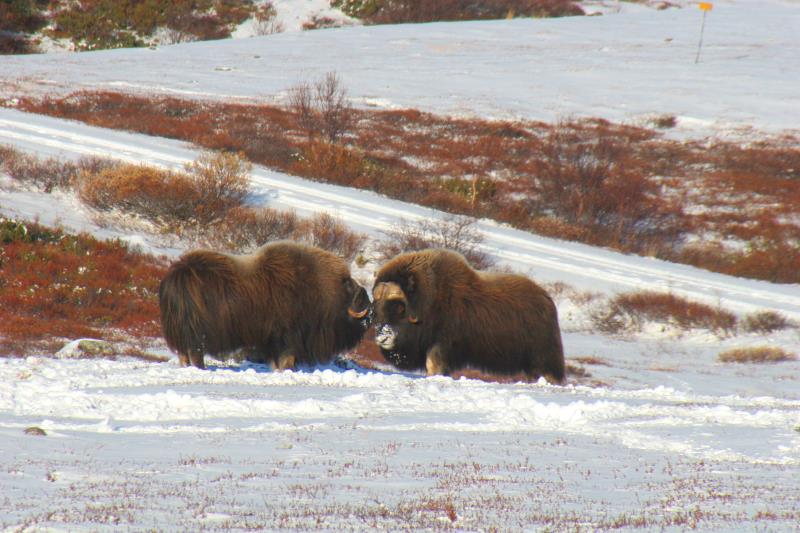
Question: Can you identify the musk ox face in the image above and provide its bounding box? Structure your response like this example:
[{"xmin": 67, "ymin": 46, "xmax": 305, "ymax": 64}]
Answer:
[{"xmin": 371, "ymin": 281, "xmax": 426, "ymax": 370}]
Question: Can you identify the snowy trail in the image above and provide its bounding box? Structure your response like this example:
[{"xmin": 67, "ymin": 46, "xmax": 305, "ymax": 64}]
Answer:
[{"xmin": 2, "ymin": 108, "xmax": 798, "ymax": 319}]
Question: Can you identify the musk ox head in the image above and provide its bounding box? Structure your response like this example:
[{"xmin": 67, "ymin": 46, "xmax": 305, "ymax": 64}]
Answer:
[{"xmin": 371, "ymin": 258, "xmax": 438, "ymax": 371}]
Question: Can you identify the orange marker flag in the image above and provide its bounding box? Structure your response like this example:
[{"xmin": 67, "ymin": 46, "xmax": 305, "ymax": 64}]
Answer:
[{"xmin": 695, "ymin": 3, "xmax": 713, "ymax": 63}]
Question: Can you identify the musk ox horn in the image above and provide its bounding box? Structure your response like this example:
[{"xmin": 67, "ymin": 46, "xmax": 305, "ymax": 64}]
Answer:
[
  {"xmin": 348, "ymin": 307, "xmax": 369, "ymax": 319},
  {"xmin": 373, "ymin": 282, "xmax": 406, "ymax": 302}
]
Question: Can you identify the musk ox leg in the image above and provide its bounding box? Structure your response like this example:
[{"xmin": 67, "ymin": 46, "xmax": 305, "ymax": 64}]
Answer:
[
  {"xmin": 178, "ymin": 353, "xmax": 190, "ymax": 367},
  {"xmin": 538, "ymin": 372, "xmax": 565, "ymax": 386},
  {"xmin": 275, "ymin": 352, "xmax": 296, "ymax": 371},
  {"xmin": 188, "ymin": 350, "xmax": 205, "ymax": 370},
  {"xmin": 425, "ymin": 345, "xmax": 450, "ymax": 377}
]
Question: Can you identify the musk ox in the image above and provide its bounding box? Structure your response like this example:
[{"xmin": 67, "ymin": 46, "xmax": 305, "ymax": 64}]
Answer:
[
  {"xmin": 159, "ymin": 241, "xmax": 370, "ymax": 370},
  {"xmin": 372, "ymin": 248, "xmax": 565, "ymax": 383}
]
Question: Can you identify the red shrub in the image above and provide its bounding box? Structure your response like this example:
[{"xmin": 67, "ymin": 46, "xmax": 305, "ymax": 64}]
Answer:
[{"xmin": 0, "ymin": 218, "xmax": 166, "ymax": 356}]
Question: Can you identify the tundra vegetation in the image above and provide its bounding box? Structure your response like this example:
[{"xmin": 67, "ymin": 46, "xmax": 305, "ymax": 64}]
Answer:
[
  {"xmin": 1, "ymin": 0, "xmax": 587, "ymax": 54},
  {"xmin": 331, "ymin": 0, "xmax": 585, "ymax": 23},
  {"xmin": 0, "ymin": 146, "xmax": 366, "ymax": 356},
  {"xmin": 1, "ymin": 127, "xmax": 797, "ymax": 373},
  {"xmin": 14, "ymin": 88, "xmax": 799, "ymax": 284},
  {"xmin": 1, "ymin": 0, "xmax": 262, "ymax": 52}
]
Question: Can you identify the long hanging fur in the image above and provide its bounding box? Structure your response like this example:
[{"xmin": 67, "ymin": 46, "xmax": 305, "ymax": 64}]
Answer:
[
  {"xmin": 159, "ymin": 241, "xmax": 369, "ymax": 369},
  {"xmin": 372, "ymin": 248, "xmax": 565, "ymax": 383}
]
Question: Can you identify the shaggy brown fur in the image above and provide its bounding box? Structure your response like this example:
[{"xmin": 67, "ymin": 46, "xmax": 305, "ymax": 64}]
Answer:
[
  {"xmin": 372, "ymin": 248, "xmax": 564, "ymax": 382},
  {"xmin": 159, "ymin": 241, "xmax": 370, "ymax": 369}
]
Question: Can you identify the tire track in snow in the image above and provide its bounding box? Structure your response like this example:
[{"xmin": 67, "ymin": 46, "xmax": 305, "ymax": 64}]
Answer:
[{"xmin": 2, "ymin": 108, "xmax": 799, "ymax": 318}]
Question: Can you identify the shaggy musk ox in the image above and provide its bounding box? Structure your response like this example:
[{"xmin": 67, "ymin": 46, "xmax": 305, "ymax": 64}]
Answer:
[
  {"xmin": 159, "ymin": 241, "xmax": 370, "ymax": 369},
  {"xmin": 372, "ymin": 249, "xmax": 565, "ymax": 383}
]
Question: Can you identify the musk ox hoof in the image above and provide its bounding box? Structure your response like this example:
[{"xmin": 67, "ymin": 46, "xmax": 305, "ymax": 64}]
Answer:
[{"xmin": 375, "ymin": 324, "xmax": 398, "ymax": 350}]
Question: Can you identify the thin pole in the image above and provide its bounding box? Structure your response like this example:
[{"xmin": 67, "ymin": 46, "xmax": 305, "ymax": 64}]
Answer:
[{"xmin": 695, "ymin": 9, "xmax": 708, "ymax": 64}]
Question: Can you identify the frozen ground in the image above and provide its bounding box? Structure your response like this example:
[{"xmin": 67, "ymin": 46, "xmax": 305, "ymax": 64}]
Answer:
[
  {"xmin": 1, "ymin": 1, "xmax": 800, "ymax": 530},
  {"xmin": 2, "ymin": 355, "xmax": 799, "ymax": 530}
]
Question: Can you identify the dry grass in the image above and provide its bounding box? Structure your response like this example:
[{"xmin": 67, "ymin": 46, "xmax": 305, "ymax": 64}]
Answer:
[
  {"xmin": 718, "ymin": 346, "xmax": 796, "ymax": 364},
  {"xmin": 0, "ymin": 145, "xmax": 109, "ymax": 192},
  {"xmin": 740, "ymin": 311, "xmax": 792, "ymax": 334},
  {"xmin": 13, "ymin": 91, "xmax": 800, "ymax": 283},
  {"xmin": 593, "ymin": 291, "xmax": 738, "ymax": 336}
]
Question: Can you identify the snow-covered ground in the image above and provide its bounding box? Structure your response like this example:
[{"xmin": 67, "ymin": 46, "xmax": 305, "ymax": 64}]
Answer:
[{"xmin": 1, "ymin": 1, "xmax": 800, "ymax": 530}]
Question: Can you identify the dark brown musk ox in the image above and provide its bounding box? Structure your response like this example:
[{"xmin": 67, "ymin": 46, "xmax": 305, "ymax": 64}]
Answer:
[
  {"xmin": 159, "ymin": 241, "xmax": 370, "ymax": 370},
  {"xmin": 372, "ymin": 248, "xmax": 565, "ymax": 383}
]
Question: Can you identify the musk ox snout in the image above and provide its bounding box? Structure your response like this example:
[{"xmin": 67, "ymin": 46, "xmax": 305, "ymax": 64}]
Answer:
[{"xmin": 375, "ymin": 323, "xmax": 399, "ymax": 351}]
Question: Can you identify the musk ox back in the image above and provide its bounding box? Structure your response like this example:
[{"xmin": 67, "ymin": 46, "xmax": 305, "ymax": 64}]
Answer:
[
  {"xmin": 372, "ymin": 248, "xmax": 564, "ymax": 383},
  {"xmin": 159, "ymin": 241, "xmax": 370, "ymax": 369}
]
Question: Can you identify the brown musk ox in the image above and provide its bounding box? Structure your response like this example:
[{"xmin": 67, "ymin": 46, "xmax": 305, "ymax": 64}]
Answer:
[
  {"xmin": 372, "ymin": 248, "xmax": 565, "ymax": 383},
  {"xmin": 159, "ymin": 241, "xmax": 370, "ymax": 370}
]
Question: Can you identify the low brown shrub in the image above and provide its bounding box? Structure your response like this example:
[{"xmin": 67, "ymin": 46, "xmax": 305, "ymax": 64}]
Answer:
[
  {"xmin": 183, "ymin": 150, "xmax": 252, "ymax": 221},
  {"xmin": 740, "ymin": 311, "xmax": 792, "ymax": 334},
  {"xmin": 718, "ymin": 346, "xmax": 796, "ymax": 364},
  {"xmin": 77, "ymin": 151, "xmax": 251, "ymax": 225},
  {"xmin": 305, "ymin": 212, "xmax": 366, "ymax": 262},
  {"xmin": 377, "ymin": 215, "xmax": 494, "ymax": 270},
  {"xmin": 252, "ymin": 2, "xmax": 283, "ymax": 35},
  {"xmin": 0, "ymin": 146, "xmax": 78, "ymax": 192},
  {"xmin": 651, "ymin": 115, "xmax": 677, "ymax": 129},
  {"xmin": 302, "ymin": 15, "xmax": 342, "ymax": 30},
  {"xmin": 205, "ymin": 206, "xmax": 303, "ymax": 252},
  {"xmin": 678, "ymin": 240, "xmax": 800, "ymax": 284},
  {"xmin": 0, "ymin": 33, "xmax": 37, "ymax": 54},
  {"xmin": 593, "ymin": 291, "xmax": 737, "ymax": 336},
  {"xmin": 76, "ymin": 163, "xmax": 200, "ymax": 223},
  {"xmin": 204, "ymin": 207, "xmax": 365, "ymax": 260},
  {"xmin": 292, "ymin": 141, "xmax": 368, "ymax": 186}
]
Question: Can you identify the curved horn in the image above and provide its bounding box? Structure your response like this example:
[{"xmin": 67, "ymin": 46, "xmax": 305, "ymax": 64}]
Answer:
[
  {"xmin": 348, "ymin": 307, "xmax": 369, "ymax": 319},
  {"xmin": 408, "ymin": 314, "xmax": 420, "ymax": 324},
  {"xmin": 373, "ymin": 282, "xmax": 405, "ymax": 302}
]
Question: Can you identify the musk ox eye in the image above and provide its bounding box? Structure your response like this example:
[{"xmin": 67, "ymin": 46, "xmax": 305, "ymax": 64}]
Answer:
[{"xmin": 391, "ymin": 301, "xmax": 406, "ymax": 316}]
